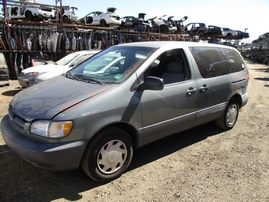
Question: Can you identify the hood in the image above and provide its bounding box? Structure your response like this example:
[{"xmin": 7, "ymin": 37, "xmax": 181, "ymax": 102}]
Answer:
[
  {"xmin": 10, "ymin": 76, "xmax": 113, "ymax": 121},
  {"xmin": 36, "ymin": 69, "xmax": 65, "ymax": 81},
  {"xmin": 22, "ymin": 64, "xmax": 65, "ymax": 74}
]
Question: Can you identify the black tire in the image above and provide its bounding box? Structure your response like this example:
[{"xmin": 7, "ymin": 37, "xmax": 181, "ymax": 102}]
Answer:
[
  {"xmin": 227, "ymin": 33, "xmax": 232, "ymax": 38},
  {"xmin": 160, "ymin": 25, "xmax": 169, "ymax": 34},
  {"xmin": 216, "ymin": 99, "xmax": 239, "ymax": 130},
  {"xmin": 198, "ymin": 30, "xmax": 204, "ymax": 37},
  {"xmin": 80, "ymin": 19, "xmax": 85, "ymax": 25},
  {"xmin": 132, "ymin": 23, "xmax": 138, "ymax": 28},
  {"xmin": 81, "ymin": 127, "xmax": 133, "ymax": 182},
  {"xmin": 25, "ymin": 11, "xmax": 33, "ymax": 20},
  {"xmin": 63, "ymin": 16, "xmax": 69, "ymax": 23},
  {"xmin": 100, "ymin": 19, "xmax": 107, "ymax": 27}
]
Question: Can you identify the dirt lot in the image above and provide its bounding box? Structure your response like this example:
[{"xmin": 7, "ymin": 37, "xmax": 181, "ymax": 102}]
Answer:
[{"xmin": 0, "ymin": 61, "xmax": 268, "ymax": 202}]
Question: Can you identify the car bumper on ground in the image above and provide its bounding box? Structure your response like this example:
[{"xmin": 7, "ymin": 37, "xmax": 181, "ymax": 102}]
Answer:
[{"xmin": 1, "ymin": 115, "xmax": 87, "ymax": 171}]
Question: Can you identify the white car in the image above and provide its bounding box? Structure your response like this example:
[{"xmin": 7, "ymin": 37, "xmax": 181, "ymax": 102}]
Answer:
[
  {"xmin": 8, "ymin": 3, "xmax": 55, "ymax": 20},
  {"xmin": 18, "ymin": 50, "xmax": 99, "ymax": 87},
  {"xmin": 79, "ymin": 7, "xmax": 121, "ymax": 27},
  {"xmin": 222, "ymin": 28, "xmax": 238, "ymax": 37},
  {"xmin": 54, "ymin": 5, "xmax": 79, "ymax": 23}
]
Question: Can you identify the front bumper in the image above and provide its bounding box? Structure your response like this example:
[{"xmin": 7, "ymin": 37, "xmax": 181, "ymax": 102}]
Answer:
[
  {"xmin": 1, "ymin": 115, "xmax": 87, "ymax": 171},
  {"xmin": 17, "ymin": 76, "xmax": 34, "ymax": 88}
]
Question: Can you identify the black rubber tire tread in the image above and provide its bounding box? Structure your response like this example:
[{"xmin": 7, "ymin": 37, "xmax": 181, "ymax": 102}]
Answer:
[
  {"xmin": 81, "ymin": 127, "xmax": 133, "ymax": 182},
  {"xmin": 25, "ymin": 11, "xmax": 33, "ymax": 20},
  {"xmin": 216, "ymin": 99, "xmax": 239, "ymax": 130},
  {"xmin": 63, "ymin": 16, "xmax": 69, "ymax": 23},
  {"xmin": 100, "ymin": 19, "xmax": 107, "ymax": 27}
]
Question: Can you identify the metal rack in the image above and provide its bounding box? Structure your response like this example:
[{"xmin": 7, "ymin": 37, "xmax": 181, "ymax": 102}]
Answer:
[{"xmin": 0, "ymin": 0, "xmax": 193, "ymax": 78}]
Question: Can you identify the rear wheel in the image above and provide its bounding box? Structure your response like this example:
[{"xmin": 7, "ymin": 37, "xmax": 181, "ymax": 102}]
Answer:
[
  {"xmin": 63, "ymin": 16, "xmax": 69, "ymax": 23},
  {"xmin": 227, "ymin": 33, "xmax": 232, "ymax": 38},
  {"xmin": 160, "ymin": 25, "xmax": 169, "ymax": 34},
  {"xmin": 198, "ymin": 30, "xmax": 204, "ymax": 37},
  {"xmin": 25, "ymin": 11, "xmax": 33, "ymax": 20},
  {"xmin": 81, "ymin": 127, "xmax": 133, "ymax": 182},
  {"xmin": 216, "ymin": 99, "xmax": 239, "ymax": 130},
  {"xmin": 100, "ymin": 19, "xmax": 107, "ymax": 27}
]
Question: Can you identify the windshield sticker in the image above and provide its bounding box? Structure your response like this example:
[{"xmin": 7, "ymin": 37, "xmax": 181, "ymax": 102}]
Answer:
[{"xmin": 115, "ymin": 74, "xmax": 123, "ymax": 79}]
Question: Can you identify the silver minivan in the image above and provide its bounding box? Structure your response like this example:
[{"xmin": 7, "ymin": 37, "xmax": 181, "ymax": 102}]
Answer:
[
  {"xmin": 1, "ymin": 41, "xmax": 249, "ymax": 182},
  {"xmin": 0, "ymin": 52, "xmax": 10, "ymax": 86}
]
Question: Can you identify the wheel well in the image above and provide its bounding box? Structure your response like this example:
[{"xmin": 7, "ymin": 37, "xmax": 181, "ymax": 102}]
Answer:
[
  {"xmin": 160, "ymin": 25, "xmax": 169, "ymax": 33},
  {"xmin": 92, "ymin": 123, "xmax": 139, "ymax": 148},
  {"xmin": 230, "ymin": 94, "xmax": 242, "ymax": 107},
  {"xmin": 132, "ymin": 23, "xmax": 138, "ymax": 28}
]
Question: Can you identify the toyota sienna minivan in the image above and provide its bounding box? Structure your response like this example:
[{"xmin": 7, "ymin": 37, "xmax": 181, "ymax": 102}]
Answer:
[
  {"xmin": 1, "ymin": 41, "xmax": 249, "ymax": 182},
  {"xmin": 0, "ymin": 52, "xmax": 10, "ymax": 86}
]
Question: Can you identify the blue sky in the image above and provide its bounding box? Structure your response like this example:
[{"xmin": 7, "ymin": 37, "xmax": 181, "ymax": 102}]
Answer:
[{"xmin": 17, "ymin": 0, "xmax": 269, "ymax": 43}]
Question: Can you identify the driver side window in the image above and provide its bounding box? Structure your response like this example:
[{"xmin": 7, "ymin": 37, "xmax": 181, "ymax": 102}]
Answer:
[{"xmin": 144, "ymin": 49, "xmax": 190, "ymax": 84}]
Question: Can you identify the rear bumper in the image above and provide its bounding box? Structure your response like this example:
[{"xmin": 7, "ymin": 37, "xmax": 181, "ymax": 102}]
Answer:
[
  {"xmin": 241, "ymin": 92, "xmax": 249, "ymax": 108},
  {"xmin": 1, "ymin": 115, "xmax": 87, "ymax": 171}
]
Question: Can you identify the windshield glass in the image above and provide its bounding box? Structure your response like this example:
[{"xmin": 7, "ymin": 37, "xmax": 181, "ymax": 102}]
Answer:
[
  {"xmin": 56, "ymin": 52, "xmax": 80, "ymax": 66},
  {"xmin": 69, "ymin": 46, "xmax": 156, "ymax": 84}
]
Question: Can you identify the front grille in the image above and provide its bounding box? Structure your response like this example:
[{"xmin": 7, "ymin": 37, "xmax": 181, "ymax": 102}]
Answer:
[{"xmin": 8, "ymin": 109, "xmax": 27, "ymax": 133}]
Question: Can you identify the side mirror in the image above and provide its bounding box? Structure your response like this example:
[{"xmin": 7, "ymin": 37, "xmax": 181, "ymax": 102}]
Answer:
[
  {"xmin": 69, "ymin": 61, "xmax": 78, "ymax": 68},
  {"xmin": 138, "ymin": 76, "xmax": 164, "ymax": 91}
]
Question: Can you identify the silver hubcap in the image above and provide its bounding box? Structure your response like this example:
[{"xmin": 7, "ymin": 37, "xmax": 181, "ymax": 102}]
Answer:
[
  {"xmin": 226, "ymin": 104, "xmax": 238, "ymax": 127},
  {"xmin": 97, "ymin": 140, "xmax": 127, "ymax": 174}
]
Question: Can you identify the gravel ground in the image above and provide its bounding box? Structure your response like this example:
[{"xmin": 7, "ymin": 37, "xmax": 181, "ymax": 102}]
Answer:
[{"xmin": 0, "ymin": 61, "xmax": 268, "ymax": 202}]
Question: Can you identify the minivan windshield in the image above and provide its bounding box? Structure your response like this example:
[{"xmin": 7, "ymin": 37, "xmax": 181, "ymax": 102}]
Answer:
[{"xmin": 69, "ymin": 46, "xmax": 156, "ymax": 84}]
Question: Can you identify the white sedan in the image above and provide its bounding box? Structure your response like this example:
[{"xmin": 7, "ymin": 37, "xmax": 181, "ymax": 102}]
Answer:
[
  {"xmin": 79, "ymin": 7, "xmax": 121, "ymax": 27},
  {"xmin": 18, "ymin": 50, "xmax": 99, "ymax": 88}
]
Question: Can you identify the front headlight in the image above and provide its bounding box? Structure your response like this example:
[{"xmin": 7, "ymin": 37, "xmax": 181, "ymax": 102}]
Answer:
[
  {"xmin": 24, "ymin": 72, "xmax": 39, "ymax": 79},
  {"xmin": 30, "ymin": 120, "xmax": 73, "ymax": 138}
]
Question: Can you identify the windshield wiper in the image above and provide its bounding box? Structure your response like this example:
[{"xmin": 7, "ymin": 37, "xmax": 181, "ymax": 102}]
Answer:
[
  {"xmin": 66, "ymin": 71, "xmax": 80, "ymax": 81},
  {"xmin": 86, "ymin": 77, "xmax": 103, "ymax": 85},
  {"xmin": 73, "ymin": 74, "xmax": 103, "ymax": 85}
]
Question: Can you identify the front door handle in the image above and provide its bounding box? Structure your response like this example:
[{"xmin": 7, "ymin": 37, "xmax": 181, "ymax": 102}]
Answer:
[
  {"xmin": 187, "ymin": 87, "xmax": 196, "ymax": 96},
  {"xmin": 200, "ymin": 84, "xmax": 209, "ymax": 93}
]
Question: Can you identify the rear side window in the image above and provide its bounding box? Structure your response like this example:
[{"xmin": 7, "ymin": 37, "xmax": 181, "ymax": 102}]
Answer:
[
  {"xmin": 189, "ymin": 47, "xmax": 229, "ymax": 78},
  {"xmin": 220, "ymin": 48, "xmax": 246, "ymax": 73}
]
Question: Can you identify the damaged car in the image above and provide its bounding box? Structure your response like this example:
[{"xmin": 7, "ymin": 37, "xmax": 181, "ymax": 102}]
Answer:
[{"xmin": 79, "ymin": 7, "xmax": 121, "ymax": 27}]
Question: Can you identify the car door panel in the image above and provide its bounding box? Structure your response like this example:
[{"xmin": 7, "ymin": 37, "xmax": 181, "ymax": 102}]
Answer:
[
  {"xmin": 188, "ymin": 46, "xmax": 231, "ymax": 126},
  {"xmin": 194, "ymin": 75, "xmax": 231, "ymax": 126},
  {"xmin": 140, "ymin": 80, "xmax": 198, "ymax": 145}
]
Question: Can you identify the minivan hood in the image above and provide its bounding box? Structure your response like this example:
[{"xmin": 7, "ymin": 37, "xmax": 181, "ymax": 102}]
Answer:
[{"xmin": 10, "ymin": 76, "xmax": 113, "ymax": 121}]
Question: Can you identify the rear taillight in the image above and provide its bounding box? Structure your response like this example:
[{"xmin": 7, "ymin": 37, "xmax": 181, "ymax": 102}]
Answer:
[{"xmin": 246, "ymin": 74, "xmax": 250, "ymax": 82}]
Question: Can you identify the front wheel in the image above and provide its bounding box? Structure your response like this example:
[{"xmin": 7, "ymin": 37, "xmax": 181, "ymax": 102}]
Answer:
[
  {"xmin": 81, "ymin": 127, "xmax": 133, "ymax": 182},
  {"xmin": 80, "ymin": 19, "xmax": 85, "ymax": 25},
  {"xmin": 216, "ymin": 100, "xmax": 239, "ymax": 130}
]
